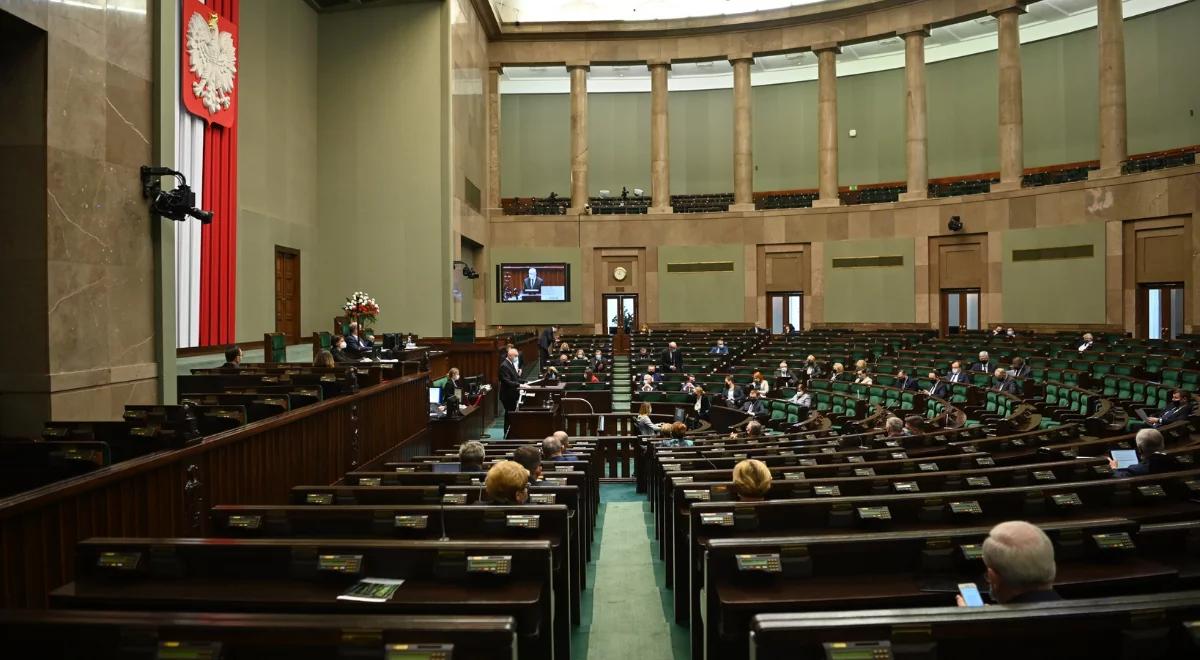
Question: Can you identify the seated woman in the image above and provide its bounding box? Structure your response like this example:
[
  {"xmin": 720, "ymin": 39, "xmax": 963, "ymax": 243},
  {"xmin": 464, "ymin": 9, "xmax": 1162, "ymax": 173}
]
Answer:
[
  {"xmin": 789, "ymin": 382, "xmax": 812, "ymax": 408},
  {"xmin": 574, "ymin": 348, "xmax": 586, "ymax": 360},
  {"xmin": 634, "ymin": 402, "xmax": 658, "ymax": 436},
  {"xmin": 693, "ymin": 387, "xmax": 711, "ymax": 422},
  {"xmin": 804, "ymin": 354, "xmax": 823, "ymax": 379},
  {"xmin": 854, "ymin": 369, "xmax": 874, "ymax": 385},
  {"xmin": 660, "ymin": 421, "xmax": 692, "ymax": 447},
  {"xmin": 583, "ymin": 369, "xmax": 600, "ymax": 384},
  {"xmin": 484, "ymin": 460, "xmax": 530, "ymax": 505},
  {"xmin": 732, "ymin": 459, "xmax": 772, "ymax": 502},
  {"xmin": 829, "ymin": 362, "xmax": 847, "ymax": 381},
  {"xmin": 331, "ymin": 335, "xmax": 359, "ymax": 363},
  {"xmin": 313, "ymin": 349, "xmax": 335, "ymax": 368},
  {"xmin": 751, "ymin": 371, "xmax": 769, "ymax": 396},
  {"xmin": 542, "ymin": 366, "xmax": 560, "ymax": 384}
]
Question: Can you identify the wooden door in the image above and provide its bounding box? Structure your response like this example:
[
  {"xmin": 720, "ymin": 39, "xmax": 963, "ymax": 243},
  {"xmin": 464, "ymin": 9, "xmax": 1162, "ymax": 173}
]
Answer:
[
  {"xmin": 275, "ymin": 247, "xmax": 300, "ymax": 342},
  {"xmin": 940, "ymin": 289, "xmax": 980, "ymax": 336},
  {"xmin": 603, "ymin": 294, "xmax": 638, "ymax": 335}
]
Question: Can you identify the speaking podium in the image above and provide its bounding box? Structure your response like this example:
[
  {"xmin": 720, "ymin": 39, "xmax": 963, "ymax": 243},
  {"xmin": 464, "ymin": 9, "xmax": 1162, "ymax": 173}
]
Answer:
[{"xmin": 522, "ymin": 288, "xmax": 543, "ymax": 301}]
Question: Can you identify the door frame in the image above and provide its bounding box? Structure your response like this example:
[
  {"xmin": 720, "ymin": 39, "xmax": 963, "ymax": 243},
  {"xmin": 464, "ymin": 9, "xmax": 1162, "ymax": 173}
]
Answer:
[
  {"xmin": 602, "ymin": 293, "xmax": 639, "ymax": 335},
  {"xmin": 940, "ymin": 288, "xmax": 981, "ymax": 337},
  {"xmin": 274, "ymin": 245, "xmax": 301, "ymax": 343},
  {"xmin": 1136, "ymin": 282, "xmax": 1185, "ymax": 339},
  {"xmin": 766, "ymin": 291, "xmax": 804, "ymax": 334}
]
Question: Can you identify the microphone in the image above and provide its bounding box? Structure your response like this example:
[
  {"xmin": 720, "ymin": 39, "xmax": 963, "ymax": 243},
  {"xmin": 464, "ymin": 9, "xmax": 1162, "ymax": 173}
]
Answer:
[{"xmin": 437, "ymin": 485, "xmax": 449, "ymax": 541}]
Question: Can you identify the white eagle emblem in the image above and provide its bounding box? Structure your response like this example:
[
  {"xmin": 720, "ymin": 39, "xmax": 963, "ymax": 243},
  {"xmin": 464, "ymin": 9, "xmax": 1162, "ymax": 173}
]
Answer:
[{"xmin": 186, "ymin": 12, "xmax": 237, "ymax": 115}]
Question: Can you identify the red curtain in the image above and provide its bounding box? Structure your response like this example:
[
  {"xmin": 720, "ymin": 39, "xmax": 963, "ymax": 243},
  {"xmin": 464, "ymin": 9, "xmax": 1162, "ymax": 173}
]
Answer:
[{"xmin": 199, "ymin": 0, "xmax": 239, "ymax": 346}]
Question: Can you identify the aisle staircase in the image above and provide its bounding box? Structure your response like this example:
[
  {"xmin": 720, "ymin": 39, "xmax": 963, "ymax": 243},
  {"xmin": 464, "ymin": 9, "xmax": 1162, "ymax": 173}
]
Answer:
[{"xmin": 611, "ymin": 355, "xmax": 632, "ymax": 413}]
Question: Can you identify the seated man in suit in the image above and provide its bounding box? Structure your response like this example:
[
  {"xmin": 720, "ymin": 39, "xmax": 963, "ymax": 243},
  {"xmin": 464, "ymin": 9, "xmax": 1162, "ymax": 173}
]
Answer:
[
  {"xmin": 221, "ymin": 345, "xmax": 242, "ymax": 370},
  {"xmin": 991, "ymin": 325, "xmax": 1005, "ymax": 337},
  {"xmin": 775, "ymin": 361, "xmax": 796, "ymax": 387},
  {"xmin": 484, "ymin": 460, "xmax": 529, "ymax": 505},
  {"xmin": 884, "ymin": 416, "xmax": 908, "ymax": 438},
  {"xmin": 638, "ymin": 374, "xmax": 658, "ymax": 393},
  {"xmin": 741, "ymin": 389, "xmax": 767, "ymax": 417},
  {"xmin": 459, "ymin": 440, "xmax": 486, "ymax": 473},
  {"xmin": 591, "ymin": 349, "xmax": 607, "ymax": 373},
  {"xmin": 895, "ymin": 369, "xmax": 919, "ymax": 390},
  {"xmin": 344, "ymin": 322, "xmax": 380, "ymax": 359},
  {"xmin": 660, "ymin": 341, "xmax": 684, "ymax": 373},
  {"xmin": 513, "ymin": 445, "xmax": 543, "ymax": 485},
  {"xmin": 1107, "ymin": 428, "xmax": 1163, "ymax": 477},
  {"xmin": 803, "ymin": 355, "xmax": 823, "ymax": 380},
  {"xmin": 720, "ymin": 376, "xmax": 744, "ymax": 406},
  {"xmin": 1009, "ymin": 356, "xmax": 1030, "ymax": 379},
  {"xmin": 970, "ymin": 351, "xmax": 993, "ymax": 374},
  {"xmin": 709, "ymin": 339, "xmax": 729, "ymax": 355},
  {"xmin": 1077, "ymin": 332, "xmax": 1095, "ymax": 352},
  {"xmin": 680, "ymin": 375, "xmax": 697, "ymax": 394},
  {"xmin": 947, "ymin": 361, "xmax": 970, "ymax": 384},
  {"xmin": 925, "ymin": 371, "xmax": 949, "ymax": 399},
  {"xmin": 636, "ymin": 363, "xmax": 663, "ymax": 387},
  {"xmin": 957, "ymin": 521, "xmax": 1060, "ymax": 606},
  {"xmin": 992, "ymin": 368, "xmax": 1016, "ymax": 393},
  {"xmin": 1145, "ymin": 389, "xmax": 1190, "ymax": 427}
]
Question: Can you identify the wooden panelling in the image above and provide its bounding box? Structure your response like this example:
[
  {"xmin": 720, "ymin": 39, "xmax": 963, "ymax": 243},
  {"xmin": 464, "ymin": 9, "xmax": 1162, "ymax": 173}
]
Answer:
[
  {"xmin": 939, "ymin": 242, "xmax": 985, "ymax": 290},
  {"xmin": 1135, "ymin": 225, "xmax": 1187, "ymax": 284},
  {"xmin": 0, "ymin": 374, "xmax": 428, "ymax": 609}
]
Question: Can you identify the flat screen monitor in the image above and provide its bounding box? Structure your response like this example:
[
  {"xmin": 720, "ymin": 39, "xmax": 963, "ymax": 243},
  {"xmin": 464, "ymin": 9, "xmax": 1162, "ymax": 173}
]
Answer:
[
  {"xmin": 432, "ymin": 462, "xmax": 461, "ymax": 473},
  {"xmin": 428, "ymin": 387, "xmax": 442, "ymax": 405},
  {"xmin": 497, "ymin": 262, "xmax": 570, "ymax": 302}
]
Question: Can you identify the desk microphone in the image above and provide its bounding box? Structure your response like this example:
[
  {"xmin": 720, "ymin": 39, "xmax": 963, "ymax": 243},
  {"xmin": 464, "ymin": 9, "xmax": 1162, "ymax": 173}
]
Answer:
[{"xmin": 437, "ymin": 485, "xmax": 449, "ymax": 541}]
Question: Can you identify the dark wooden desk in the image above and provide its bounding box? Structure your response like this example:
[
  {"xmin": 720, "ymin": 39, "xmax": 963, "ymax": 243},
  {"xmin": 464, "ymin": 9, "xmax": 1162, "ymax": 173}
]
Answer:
[
  {"xmin": 509, "ymin": 403, "xmax": 561, "ymax": 440},
  {"xmin": 429, "ymin": 403, "xmax": 485, "ymax": 451}
]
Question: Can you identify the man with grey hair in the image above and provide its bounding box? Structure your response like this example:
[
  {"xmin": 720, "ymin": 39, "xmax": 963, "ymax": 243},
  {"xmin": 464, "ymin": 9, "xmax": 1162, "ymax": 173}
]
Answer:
[
  {"xmin": 971, "ymin": 351, "xmax": 993, "ymax": 374},
  {"xmin": 459, "ymin": 440, "xmax": 485, "ymax": 472},
  {"xmin": 745, "ymin": 420, "xmax": 764, "ymax": 437},
  {"xmin": 541, "ymin": 435, "xmax": 564, "ymax": 460},
  {"xmin": 884, "ymin": 416, "xmax": 906, "ymax": 437},
  {"xmin": 499, "ymin": 347, "xmax": 523, "ymax": 437},
  {"xmin": 552, "ymin": 430, "xmax": 580, "ymax": 461},
  {"xmin": 1108, "ymin": 428, "xmax": 1163, "ymax": 478},
  {"xmin": 958, "ymin": 520, "xmax": 1061, "ymax": 605}
]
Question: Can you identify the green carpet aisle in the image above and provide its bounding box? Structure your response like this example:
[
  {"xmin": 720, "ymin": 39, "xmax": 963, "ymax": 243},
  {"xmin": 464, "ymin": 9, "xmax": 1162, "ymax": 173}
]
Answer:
[{"xmin": 572, "ymin": 483, "xmax": 689, "ymax": 660}]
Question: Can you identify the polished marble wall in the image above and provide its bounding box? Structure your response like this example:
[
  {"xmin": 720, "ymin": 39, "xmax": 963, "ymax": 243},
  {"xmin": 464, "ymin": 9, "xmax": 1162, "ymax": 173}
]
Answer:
[{"xmin": 0, "ymin": 0, "xmax": 157, "ymax": 435}]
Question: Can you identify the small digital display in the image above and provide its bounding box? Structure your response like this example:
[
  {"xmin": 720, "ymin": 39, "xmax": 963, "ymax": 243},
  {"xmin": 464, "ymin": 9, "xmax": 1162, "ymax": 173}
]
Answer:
[
  {"xmin": 395, "ymin": 515, "xmax": 429, "ymax": 529},
  {"xmin": 359, "ymin": 477, "xmax": 382, "ymax": 487},
  {"xmin": 854, "ymin": 468, "xmax": 876, "ymax": 477},
  {"xmin": 1052, "ymin": 493, "xmax": 1083, "ymax": 507},
  {"xmin": 949, "ymin": 501, "xmax": 982, "ymax": 515},
  {"xmin": 893, "ymin": 481, "xmax": 919, "ymax": 493},
  {"xmin": 960, "ymin": 544, "xmax": 984, "ymax": 560},
  {"xmin": 156, "ymin": 641, "xmax": 222, "ymax": 660},
  {"xmin": 543, "ymin": 477, "xmax": 568, "ymax": 485},
  {"xmin": 385, "ymin": 643, "xmax": 453, "ymax": 660},
  {"xmin": 394, "ymin": 467, "xmax": 415, "ymax": 473},
  {"xmin": 497, "ymin": 262, "xmax": 570, "ymax": 302},
  {"xmin": 506, "ymin": 514, "xmax": 541, "ymax": 529},
  {"xmin": 97, "ymin": 551, "xmax": 142, "ymax": 571},
  {"xmin": 799, "ymin": 459, "xmax": 819, "ymax": 466},
  {"xmin": 732, "ymin": 453, "xmax": 748, "ymax": 460},
  {"xmin": 529, "ymin": 493, "xmax": 557, "ymax": 504},
  {"xmin": 1010, "ymin": 438, "xmax": 1026, "ymax": 447},
  {"xmin": 784, "ymin": 472, "xmax": 806, "ymax": 481},
  {"xmin": 884, "ymin": 441, "xmax": 900, "ymax": 448},
  {"xmin": 1137, "ymin": 485, "xmax": 1167, "ymax": 498},
  {"xmin": 966, "ymin": 476, "xmax": 991, "ymax": 488},
  {"xmin": 700, "ymin": 512, "xmax": 734, "ymax": 526},
  {"xmin": 1093, "ymin": 465, "xmax": 1114, "ymax": 475},
  {"xmin": 683, "ymin": 490, "xmax": 710, "ymax": 501},
  {"xmin": 674, "ymin": 476, "xmax": 694, "ymax": 484},
  {"xmin": 735, "ymin": 553, "xmax": 782, "ymax": 573},
  {"xmin": 975, "ymin": 457, "xmax": 995, "ymax": 466},
  {"xmin": 1033, "ymin": 471, "xmax": 1056, "ymax": 481},
  {"xmin": 890, "ymin": 452, "xmax": 908, "ymax": 460},
  {"xmin": 847, "ymin": 455, "xmax": 865, "ymax": 464},
  {"xmin": 554, "ymin": 465, "xmax": 575, "ymax": 472},
  {"xmin": 443, "ymin": 493, "xmax": 467, "ymax": 505},
  {"xmin": 814, "ymin": 485, "xmax": 841, "ymax": 497},
  {"xmin": 857, "ymin": 506, "xmax": 892, "ymax": 520},
  {"xmin": 306, "ymin": 493, "xmax": 333, "ymax": 505},
  {"xmin": 1184, "ymin": 479, "xmax": 1200, "ymax": 493},
  {"xmin": 227, "ymin": 515, "xmax": 262, "ymax": 530},
  {"xmin": 918, "ymin": 463, "xmax": 938, "ymax": 472},
  {"xmin": 821, "ymin": 447, "xmax": 837, "ymax": 454},
  {"xmin": 318, "ymin": 554, "xmax": 363, "ymax": 574},
  {"xmin": 663, "ymin": 464, "xmax": 682, "ymax": 472},
  {"xmin": 1093, "ymin": 532, "xmax": 1136, "ymax": 551},
  {"xmin": 822, "ymin": 641, "xmax": 893, "ymax": 660},
  {"xmin": 467, "ymin": 555, "xmax": 512, "ymax": 574}
]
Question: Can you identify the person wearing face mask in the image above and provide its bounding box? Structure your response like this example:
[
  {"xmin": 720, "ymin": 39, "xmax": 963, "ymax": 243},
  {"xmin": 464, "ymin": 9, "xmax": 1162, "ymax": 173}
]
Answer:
[
  {"xmin": 1144, "ymin": 389, "xmax": 1190, "ymax": 428},
  {"xmin": 592, "ymin": 349, "xmax": 606, "ymax": 373},
  {"xmin": 925, "ymin": 371, "xmax": 949, "ymax": 398},
  {"xmin": 331, "ymin": 336, "xmax": 358, "ymax": 363},
  {"xmin": 775, "ymin": 361, "xmax": 795, "ymax": 387},
  {"xmin": 992, "ymin": 367, "xmax": 1016, "ymax": 393},
  {"xmin": 709, "ymin": 339, "xmax": 729, "ymax": 355},
  {"xmin": 499, "ymin": 348, "xmax": 525, "ymax": 437},
  {"xmin": 947, "ymin": 361, "xmax": 970, "ymax": 384}
]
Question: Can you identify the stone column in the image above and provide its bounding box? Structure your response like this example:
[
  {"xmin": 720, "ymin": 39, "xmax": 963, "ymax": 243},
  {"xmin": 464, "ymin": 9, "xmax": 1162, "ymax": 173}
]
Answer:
[
  {"xmin": 898, "ymin": 29, "xmax": 929, "ymax": 202},
  {"xmin": 730, "ymin": 56, "xmax": 755, "ymax": 211},
  {"xmin": 1092, "ymin": 0, "xmax": 1128, "ymax": 179},
  {"xmin": 568, "ymin": 64, "xmax": 590, "ymax": 214},
  {"xmin": 649, "ymin": 61, "xmax": 672, "ymax": 213},
  {"xmin": 486, "ymin": 66, "xmax": 502, "ymax": 211},
  {"xmin": 993, "ymin": 6, "xmax": 1025, "ymax": 192},
  {"xmin": 814, "ymin": 45, "xmax": 841, "ymax": 207}
]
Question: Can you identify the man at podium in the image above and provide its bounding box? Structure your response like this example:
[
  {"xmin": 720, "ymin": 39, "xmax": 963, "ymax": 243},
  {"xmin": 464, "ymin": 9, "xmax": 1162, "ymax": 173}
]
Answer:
[{"xmin": 523, "ymin": 267, "xmax": 544, "ymax": 300}]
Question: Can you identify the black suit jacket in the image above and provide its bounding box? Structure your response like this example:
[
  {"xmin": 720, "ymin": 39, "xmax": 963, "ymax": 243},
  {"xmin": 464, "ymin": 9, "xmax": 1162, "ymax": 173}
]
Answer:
[
  {"xmin": 694, "ymin": 395, "xmax": 711, "ymax": 420},
  {"xmin": 1010, "ymin": 365, "xmax": 1030, "ymax": 378},
  {"xmin": 524, "ymin": 277, "xmax": 544, "ymax": 291},
  {"xmin": 948, "ymin": 372, "xmax": 970, "ymax": 384},
  {"xmin": 499, "ymin": 360, "xmax": 522, "ymax": 410},
  {"xmin": 538, "ymin": 328, "xmax": 555, "ymax": 355},
  {"xmin": 1156, "ymin": 402, "xmax": 1189, "ymax": 426},
  {"xmin": 345, "ymin": 334, "xmax": 374, "ymax": 357},
  {"xmin": 993, "ymin": 379, "xmax": 1017, "ymax": 394},
  {"xmin": 442, "ymin": 377, "xmax": 464, "ymax": 403},
  {"xmin": 331, "ymin": 348, "xmax": 357, "ymax": 364},
  {"xmin": 722, "ymin": 385, "xmax": 745, "ymax": 406},
  {"xmin": 970, "ymin": 361, "xmax": 992, "ymax": 373},
  {"xmin": 742, "ymin": 399, "xmax": 766, "ymax": 417},
  {"xmin": 897, "ymin": 377, "xmax": 918, "ymax": 391},
  {"xmin": 925, "ymin": 382, "xmax": 949, "ymax": 399},
  {"xmin": 660, "ymin": 348, "xmax": 684, "ymax": 372}
]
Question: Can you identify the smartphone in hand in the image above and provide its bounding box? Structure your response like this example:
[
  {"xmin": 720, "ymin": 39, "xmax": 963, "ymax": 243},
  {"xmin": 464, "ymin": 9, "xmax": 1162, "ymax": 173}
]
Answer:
[{"xmin": 958, "ymin": 582, "xmax": 985, "ymax": 607}]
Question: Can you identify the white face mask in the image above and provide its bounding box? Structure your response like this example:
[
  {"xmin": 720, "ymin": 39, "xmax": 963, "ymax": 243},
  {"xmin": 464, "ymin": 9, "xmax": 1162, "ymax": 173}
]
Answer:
[
  {"xmin": 952, "ymin": 368, "xmax": 959, "ymax": 374},
  {"xmin": 338, "ymin": 342, "xmax": 347, "ymax": 350}
]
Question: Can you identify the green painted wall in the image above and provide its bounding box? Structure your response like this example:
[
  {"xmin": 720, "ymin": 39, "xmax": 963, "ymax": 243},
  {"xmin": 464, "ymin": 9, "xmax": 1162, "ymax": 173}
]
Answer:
[
  {"xmin": 498, "ymin": 1, "xmax": 1199, "ymax": 193},
  {"xmin": 590, "ymin": 92, "xmax": 652, "ymax": 195},
  {"xmin": 1127, "ymin": 1, "xmax": 1200, "ymax": 154},
  {"xmin": 236, "ymin": 0, "xmax": 320, "ymax": 342},
  {"xmin": 487, "ymin": 247, "xmax": 583, "ymax": 326},
  {"xmin": 838, "ymin": 67, "xmax": 906, "ymax": 185},
  {"xmin": 1002, "ymin": 224, "xmax": 1106, "ymax": 324},
  {"xmin": 669, "ymin": 89, "xmax": 734, "ymax": 194},
  {"xmin": 657, "ymin": 245, "xmax": 745, "ymax": 323},
  {"xmin": 823, "ymin": 238, "xmax": 916, "ymax": 323},
  {"xmin": 500, "ymin": 94, "xmax": 570, "ymax": 197},
  {"xmin": 317, "ymin": 2, "xmax": 450, "ymax": 337},
  {"xmin": 753, "ymin": 81, "xmax": 817, "ymax": 190}
]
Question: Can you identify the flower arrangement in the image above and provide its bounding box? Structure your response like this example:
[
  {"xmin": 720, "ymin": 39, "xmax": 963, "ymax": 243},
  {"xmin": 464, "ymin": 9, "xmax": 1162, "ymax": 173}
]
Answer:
[{"xmin": 343, "ymin": 291, "xmax": 380, "ymax": 329}]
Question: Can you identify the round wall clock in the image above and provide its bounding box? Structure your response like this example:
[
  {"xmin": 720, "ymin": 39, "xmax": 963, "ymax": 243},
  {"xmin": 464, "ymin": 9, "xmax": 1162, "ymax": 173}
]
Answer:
[{"xmin": 613, "ymin": 266, "xmax": 628, "ymax": 281}]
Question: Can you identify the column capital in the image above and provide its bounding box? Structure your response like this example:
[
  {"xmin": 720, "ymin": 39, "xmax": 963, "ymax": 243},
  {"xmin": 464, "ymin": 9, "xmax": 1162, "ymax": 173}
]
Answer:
[
  {"xmin": 987, "ymin": 1, "xmax": 1027, "ymax": 17},
  {"xmin": 897, "ymin": 26, "xmax": 930, "ymax": 38},
  {"xmin": 565, "ymin": 62, "xmax": 591, "ymax": 71},
  {"xmin": 646, "ymin": 59, "xmax": 672, "ymax": 69},
  {"xmin": 811, "ymin": 42, "xmax": 841, "ymax": 54},
  {"xmin": 728, "ymin": 54, "xmax": 755, "ymax": 64}
]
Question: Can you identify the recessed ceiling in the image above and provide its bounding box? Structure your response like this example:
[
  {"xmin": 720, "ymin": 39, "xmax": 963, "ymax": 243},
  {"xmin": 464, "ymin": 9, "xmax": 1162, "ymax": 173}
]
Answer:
[
  {"xmin": 500, "ymin": 0, "xmax": 1184, "ymax": 93},
  {"xmin": 489, "ymin": 0, "xmax": 824, "ymax": 23}
]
